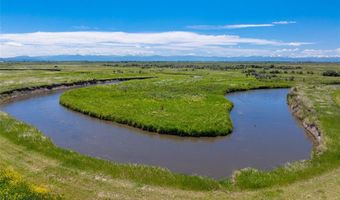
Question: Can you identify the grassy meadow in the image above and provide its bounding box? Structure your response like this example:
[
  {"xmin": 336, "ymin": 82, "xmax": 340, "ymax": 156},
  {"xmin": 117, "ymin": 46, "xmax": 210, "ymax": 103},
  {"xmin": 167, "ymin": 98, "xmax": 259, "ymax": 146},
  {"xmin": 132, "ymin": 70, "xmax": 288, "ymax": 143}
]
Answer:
[
  {"xmin": 333, "ymin": 91, "xmax": 340, "ymax": 107},
  {"xmin": 0, "ymin": 62, "xmax": 340, "ymax": 199},
  {"xmin": 0, "ymin": 167, "xmax": 60, "ymax": 200}
]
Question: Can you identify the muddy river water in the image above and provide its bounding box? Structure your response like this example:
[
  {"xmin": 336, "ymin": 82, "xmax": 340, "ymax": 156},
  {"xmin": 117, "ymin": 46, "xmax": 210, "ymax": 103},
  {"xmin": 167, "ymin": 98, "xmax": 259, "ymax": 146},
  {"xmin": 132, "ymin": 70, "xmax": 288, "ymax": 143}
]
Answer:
[{"xmin": 0, "ymin": 86, "xmax": 312, "ymax": 179}]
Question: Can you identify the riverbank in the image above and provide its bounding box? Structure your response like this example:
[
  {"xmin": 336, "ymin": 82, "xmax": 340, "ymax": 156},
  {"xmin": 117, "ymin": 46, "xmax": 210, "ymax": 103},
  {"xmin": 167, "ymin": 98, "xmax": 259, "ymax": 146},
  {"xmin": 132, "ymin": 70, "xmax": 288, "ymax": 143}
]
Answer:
[
  {"xmin": 0, "ymin": 76, "xmax": 153, "ymax": 104},
  {"xmin": 288, "ymin": 87, "xmax": 324, "ymax": 154}
]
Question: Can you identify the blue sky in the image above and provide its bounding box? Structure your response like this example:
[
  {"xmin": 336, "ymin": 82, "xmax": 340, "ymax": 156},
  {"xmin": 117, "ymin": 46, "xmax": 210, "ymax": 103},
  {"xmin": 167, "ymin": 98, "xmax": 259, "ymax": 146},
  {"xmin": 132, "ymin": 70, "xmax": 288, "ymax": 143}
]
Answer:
[{"xmin": 1, "ymin": 0, "xmax": 339, "ymax": 58}]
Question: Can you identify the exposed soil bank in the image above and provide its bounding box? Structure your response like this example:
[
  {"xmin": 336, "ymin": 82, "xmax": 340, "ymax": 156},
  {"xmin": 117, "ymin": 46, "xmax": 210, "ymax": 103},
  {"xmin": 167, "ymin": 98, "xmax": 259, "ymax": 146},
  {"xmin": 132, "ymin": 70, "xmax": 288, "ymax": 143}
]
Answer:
[
  {"xmin": 0, "ymin": 76, "xmax": 153, "ymax": 104},
  {"xmin": 288, "ymin": 87, "xmax": 323, "ymax": 154},
  {"xmin": 0, "ymin": 68, "xmax": 61, "ymax": 71}
]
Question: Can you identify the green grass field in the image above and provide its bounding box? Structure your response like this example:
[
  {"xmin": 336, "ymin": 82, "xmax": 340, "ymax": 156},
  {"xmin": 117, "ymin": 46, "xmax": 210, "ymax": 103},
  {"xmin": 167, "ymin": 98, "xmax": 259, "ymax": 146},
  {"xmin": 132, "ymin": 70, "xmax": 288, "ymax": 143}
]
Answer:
[
  {"xmin": 0, "ymin": 167, "xmax": 60, "ymax": 200},
  {"xmin": 333, "ymin": 91, "xmax": 340, "ymax": 107},
  {"xmin": 0, "ymin": 62, "xmax": 340, "ymax": 199}
]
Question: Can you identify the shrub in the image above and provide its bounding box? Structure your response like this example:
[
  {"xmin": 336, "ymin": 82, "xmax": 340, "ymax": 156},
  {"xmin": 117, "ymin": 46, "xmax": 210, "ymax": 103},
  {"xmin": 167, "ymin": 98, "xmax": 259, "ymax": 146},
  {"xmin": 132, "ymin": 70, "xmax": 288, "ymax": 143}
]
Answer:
[{"xmin": 322, "ymin": 70, "xmax": 340, "ymax": 77}]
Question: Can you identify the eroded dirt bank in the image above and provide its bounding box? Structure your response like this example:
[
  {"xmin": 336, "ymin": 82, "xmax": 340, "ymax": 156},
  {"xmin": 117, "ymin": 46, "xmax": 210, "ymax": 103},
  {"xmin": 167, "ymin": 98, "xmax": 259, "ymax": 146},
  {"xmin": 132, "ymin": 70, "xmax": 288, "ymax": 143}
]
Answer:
[
  {"xmin": 0, "ymin": 76, "xmax": 152, "ymax": 104},
  {"xmin": 288, "ymin": 87, "xmax": 324, "ymax": 154}
]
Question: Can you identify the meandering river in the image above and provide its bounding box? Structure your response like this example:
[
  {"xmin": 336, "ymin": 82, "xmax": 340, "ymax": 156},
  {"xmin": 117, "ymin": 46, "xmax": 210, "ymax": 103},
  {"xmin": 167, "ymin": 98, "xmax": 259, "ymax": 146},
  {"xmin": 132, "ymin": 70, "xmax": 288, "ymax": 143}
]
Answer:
[{"xmin": 0, "ymin": 86, "xmax": 312, "ymax": 179}]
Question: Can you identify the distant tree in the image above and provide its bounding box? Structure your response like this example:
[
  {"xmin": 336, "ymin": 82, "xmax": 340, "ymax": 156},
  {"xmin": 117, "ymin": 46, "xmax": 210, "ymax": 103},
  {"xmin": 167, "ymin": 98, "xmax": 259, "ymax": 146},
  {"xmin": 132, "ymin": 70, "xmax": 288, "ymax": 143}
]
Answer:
[{"xmin": 322, "ymin": 70, "xmax": 340, "ymax": 77}]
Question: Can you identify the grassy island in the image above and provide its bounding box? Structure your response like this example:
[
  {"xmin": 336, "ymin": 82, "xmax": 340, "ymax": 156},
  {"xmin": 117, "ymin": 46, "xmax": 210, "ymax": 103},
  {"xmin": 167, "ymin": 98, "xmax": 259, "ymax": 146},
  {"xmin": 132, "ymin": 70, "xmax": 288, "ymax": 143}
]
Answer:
[{"xmin": 60, "ymin": 72, "xmax": 289, "ymax": 137}]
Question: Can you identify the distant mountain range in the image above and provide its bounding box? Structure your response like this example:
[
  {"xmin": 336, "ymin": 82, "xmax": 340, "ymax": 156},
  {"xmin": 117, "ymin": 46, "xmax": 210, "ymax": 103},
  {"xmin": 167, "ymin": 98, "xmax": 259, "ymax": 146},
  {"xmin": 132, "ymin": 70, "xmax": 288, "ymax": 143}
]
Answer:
[{"xmin": 1, "ymin": 55, "xmax": 340, "ymax": 62}]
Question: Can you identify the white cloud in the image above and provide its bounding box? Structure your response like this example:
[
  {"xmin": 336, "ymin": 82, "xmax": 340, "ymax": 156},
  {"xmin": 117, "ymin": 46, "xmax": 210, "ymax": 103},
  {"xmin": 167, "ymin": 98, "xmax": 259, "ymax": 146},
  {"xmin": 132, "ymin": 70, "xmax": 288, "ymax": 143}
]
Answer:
[
  {"xmin": 223, "ymin": 24, "xmax": 274, "ymax": 29},
  {"xmin": 0, "ymin": 31, "xmax": 334, "ymax": 58},
  {"xmin": 269, "ymin": 48, "xmax": 340, "ymax": 58},
  {"xmin": 187, "ymin": 24, "xmax": 274, "ymax": 30},
  {"xmin": 3, "ymin": 42, "xmax": 23, "ymax": 47},
  {"xmin": 286, "ymin": 42, "xmax": 313, "ymax": 46},
  {"xmin": 187, "ymin": 21, "xmax": 296, "ymax": 30},
  {"xmin": 272, "ymin": 21, "xmax": 296, "ymax": 25},
  {"xmin": 298, "ymin": 48, "xmax": 340, "ymax": 58}
]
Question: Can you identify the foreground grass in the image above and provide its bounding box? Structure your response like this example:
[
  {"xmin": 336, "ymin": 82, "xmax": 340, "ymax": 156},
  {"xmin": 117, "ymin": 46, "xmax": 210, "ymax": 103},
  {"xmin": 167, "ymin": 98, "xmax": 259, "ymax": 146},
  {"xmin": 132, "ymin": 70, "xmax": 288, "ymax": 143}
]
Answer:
[
  {"xmin": 333, "ymin": 91, "xmax": 340, "ymax": 107},
  {"xmin": 1, "ymin": 62, "xmax": 340, "ymax": 199},
  {"xmin": 0, "ymin": 168, "xmax": 59, "ymax": 199}
]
